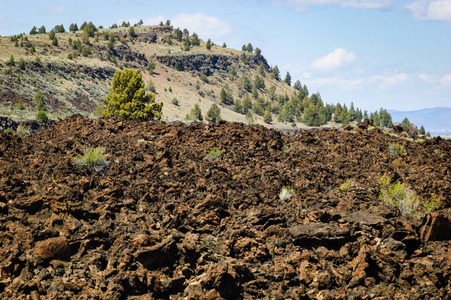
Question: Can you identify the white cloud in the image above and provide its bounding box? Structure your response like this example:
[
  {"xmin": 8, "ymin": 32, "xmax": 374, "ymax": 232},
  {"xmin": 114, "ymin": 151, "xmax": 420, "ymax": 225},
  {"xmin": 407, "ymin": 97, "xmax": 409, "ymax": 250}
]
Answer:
[
  {"xmin": 418, "ymin": 73, "xmax": 438, "ymax": 82},
  {"xmin": 141, "ymin": 13, "xmax": 231, "ymax": 40},
  {"xmin": 47, "ymin": 5, "xmax": 67, "ymax": 15},
  {"xmin": 311, "ymin": 48, "xmax": 357, "ymax": 72},
  {"xmin": 273, "ymin": 0, "xmax": 396, "ymax": 11},
  {"xmin": 440, "ymin": 74, "xmax": 451, "ymax": 86},
  {"xmin": 405, "ymin": 0, "xmax": 451, "ymax": 21},
  {"xmin": 171, "ymin": 13, "xmax": 232, "ymax": 39},
  {"xmin": 371, "ymin": 73, "xmax": 409, "ymax": 88}
]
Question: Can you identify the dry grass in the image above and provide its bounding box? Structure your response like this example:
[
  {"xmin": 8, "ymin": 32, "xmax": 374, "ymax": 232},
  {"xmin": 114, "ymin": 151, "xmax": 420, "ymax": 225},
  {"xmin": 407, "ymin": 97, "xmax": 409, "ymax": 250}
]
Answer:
[{"xmin": 0, "ymin": 25, "xmax": 306, "ymax": 130}]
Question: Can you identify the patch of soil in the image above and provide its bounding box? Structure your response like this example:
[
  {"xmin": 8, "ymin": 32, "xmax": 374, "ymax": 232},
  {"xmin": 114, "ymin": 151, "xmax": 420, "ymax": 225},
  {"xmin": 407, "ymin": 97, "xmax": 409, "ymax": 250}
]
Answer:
[{"xmin": 0, "ymin": 115, "xmax": 450, "ymax": 299}]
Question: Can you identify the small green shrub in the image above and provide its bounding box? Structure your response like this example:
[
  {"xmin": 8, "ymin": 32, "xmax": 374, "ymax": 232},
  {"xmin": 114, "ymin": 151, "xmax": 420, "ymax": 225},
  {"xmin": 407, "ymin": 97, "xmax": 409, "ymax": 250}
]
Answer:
[
  {"xmin": 205, "ymin": 147, "xmax": 223, "ymax": 160},
  {"xmin": 171, "ymin": 97, "xmax": 179, "ymax": 105},
  {"xmin": 377, "ymin": 175, "xmax": 440, "ymax": 217},
  {"xmin": 36, "ymin": 110, "xmax": 48, "ymax": 122},
  {"xmin": 424, "ymin": 193, "xmax": 441, "ymax": 214},
  {"xmin": 279, "ymin": 186, "xmax": 295, "ymax": 200},
  {"xmin": 74, "ymin": 146, "xmax": 109, "ymax": 172},
  {"xmin": 16, "ymin": 124, "xmax": 30, "ymax": 136},
  {"xmin": 379, "ymin": 181, "xmax": 419, "ymax": 216},
  {"xmin": 388, "ymin": 143, "xmax": 406, "ymax": 156},
  {"xmin": 391, "ymin": 158, "xmax": 407, "ymax": 166},
  {"xmin": 336, "ymin": 179, "xmax": 356, "ymax": 191},
  {"xmin": 4, "ymin": 128, "xmax": 15, "ymax": 134}
]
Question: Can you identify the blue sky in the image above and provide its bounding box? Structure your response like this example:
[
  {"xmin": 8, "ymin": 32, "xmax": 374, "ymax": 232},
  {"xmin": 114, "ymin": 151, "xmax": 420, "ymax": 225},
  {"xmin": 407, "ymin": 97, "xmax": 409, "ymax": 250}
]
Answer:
[{"xmin": 1, "ymin": 0, "xmax": 450, "ymax": 112}]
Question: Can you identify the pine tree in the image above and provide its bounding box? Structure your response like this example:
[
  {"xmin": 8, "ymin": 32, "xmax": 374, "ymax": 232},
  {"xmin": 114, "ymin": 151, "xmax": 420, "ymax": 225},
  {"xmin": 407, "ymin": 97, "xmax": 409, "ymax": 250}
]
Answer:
[
  {"xmin": 233, "ymin": 99, "xmax": 243, "ymax": 114},
  {"xmin": 191, "ymin": 33, "xmax": 200, "ymax": 46},
  {"xmin": 242, "ymin": 94, "xmax": 252, "ymax": 114},
  {"xmin": 69, "ymin": 23, "xmax": 79, "ymax": 32},
  {"xmin": 184, "ymin": 36, "xmax": 191, "ymax": 51},
  {"xmin": 48, "ymin": 30, "xmax": 56, "ymax": 40},
  {"xmin": 206, "ymin": 104, "xmax": 221, "ymax": 123},
  {"xmin": 348, "ymin": 102, "xmax": 357, "ymax": 121},
  {"xmin": 419, "ymin": 125, "xmax": 426, "ymax": 135},
  {"xmin": 272, "ymin": 65, "xmax": 280, "ymax": 80},
  {"xmin": 38, "ymin": 26, "xmax": 46, "ymax": 34},
  {"xmin": 34, "ymin": 90, "xmax": 46, "ymax": 111},
  {"xmin": 239, "ymin": 76, "xmax": 252, "ymax": 92},
  {"xmin": 103, "ymin": 68, "xmax": 162, "ymax": 121},
  {"xmin": 254, "ymin": 75, "xmax": 265, "ymax": 90},
  {"xmin": 246, "ymin": 43, "xmax": 253, "ymax": 53},
  {"xmin": 206, "ymin": 39, "xmax": 212, "ymax": 50},
  {"xmin": 54, "ymin": 25, "xmax": 65, "ymax": 33},
  {"xmin": 174, "ymin": 28, "xmax": 183, "ymax": 42},
  {"xmin": 263, "ymin": 109, "xmax": 272, "ymax": 123},
  {"xmin": 190, "ymin": 104, "xmax": 203, "ymax": 121},
  {"xmin": 6, "ymin": 55, "xmax": 15, "ymax": 66},
  {"xmin": 293, "ymin": 80, "xmax": 301, "ymax": 90},
  {"xmin": 334, "ymin": 103, "xmax": 343, "ymax": 123},
  {"xmin": 30, "ymin": 26, "xmax": 38, "ymax": 35},
  {"xmin": 258, "ymin": 62, "xmax": 266, "ymax": 77},
  {"xmin": 401, "ymin": 117, "xmax": 412, "ymax": 130},
  {"xmin": 284, "ymin": 72, "xmax": 292, "ymax": 86}
]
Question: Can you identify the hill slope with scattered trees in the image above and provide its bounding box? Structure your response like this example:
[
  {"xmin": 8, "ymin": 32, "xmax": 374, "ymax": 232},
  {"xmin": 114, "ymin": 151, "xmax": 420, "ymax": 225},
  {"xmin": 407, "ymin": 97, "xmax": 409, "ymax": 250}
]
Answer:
[{"xmin": 0, "ymin": 20, "xmax": 430, "ymax": 136}]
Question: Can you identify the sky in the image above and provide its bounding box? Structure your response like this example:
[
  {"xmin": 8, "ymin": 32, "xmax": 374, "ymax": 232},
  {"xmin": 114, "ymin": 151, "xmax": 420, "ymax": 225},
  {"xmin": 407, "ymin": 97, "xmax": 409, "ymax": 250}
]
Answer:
[{"xmin": 0, "ymin": 0, "xmax": 450, "ymax": 112}]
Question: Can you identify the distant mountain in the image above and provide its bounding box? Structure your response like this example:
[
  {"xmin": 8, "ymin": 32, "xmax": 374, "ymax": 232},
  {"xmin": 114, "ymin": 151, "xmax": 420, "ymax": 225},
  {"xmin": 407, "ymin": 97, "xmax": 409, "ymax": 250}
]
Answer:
[{"xmin": 388, "ymin": 107, "xmax": 451, "ymax": 137}]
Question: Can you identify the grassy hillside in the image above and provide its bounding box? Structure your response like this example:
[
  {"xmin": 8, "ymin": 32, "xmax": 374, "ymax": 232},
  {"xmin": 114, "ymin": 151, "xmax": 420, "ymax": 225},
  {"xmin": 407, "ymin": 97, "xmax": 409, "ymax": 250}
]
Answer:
[{"xmin": 0, "ymin": 24, "xmax": 301, "ymax": 129}]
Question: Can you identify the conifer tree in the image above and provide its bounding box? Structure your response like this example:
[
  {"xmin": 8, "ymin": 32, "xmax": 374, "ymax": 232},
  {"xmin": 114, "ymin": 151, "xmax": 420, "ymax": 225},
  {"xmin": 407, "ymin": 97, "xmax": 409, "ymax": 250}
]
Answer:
[
  {"xmin": 401, "ymin": 117, "xmax": 412, "ymax": 130},
  {"xmin": 258, "ymin": 62, "xmax": 266, "ymax": 77},
  {"xmin": 206, "ymin": 104, "xmax": 221, "ymax": 123},
  {"xmin": 69, "ymin": 23, "xmax": 79, "ymax": 32},
  {"xmin": 272, "ymin": 65, "xmax": 280, "ymax": 80},
  {"xmin": 254, "ymin": 75, "xmax": 265, "ymax": 90},
  {"xmin": 34, "ymin": 90, "xmax": 46, "ymax": 111},
  {"xmin": 247, "ymin": 43, "xmax": 253, "ymax": 53},
  {"xmin": 30, "ymin": 26, "xmax": 38, "ymax": 35},
  {"xmin": 103, "ymin": 68, "xmax": 162, "ymax": 121},
  {"xmin": 263, "ymin": 109, "xmax": 272, "ymax": 123},
  {"xmin": 191, "ymin": 33, "xmax": 200, "ymax": 46},
  {"xmin": 189, "ymin": 104, "xmax": 203, "ymax": 121},
  {"xmin": 48, "ymin": 30, "xmax": 56, "ymax": 40},
  {"xmin": 419, "ymin": 125, "xmax": 426, "ymax": 135},
  {"xmin": 293, "ymin": 80, "xmax": 301, "ymax": 90},
  {"xmin": 284, "ymin": 72, "xmax": 292, "ymax": 86}
]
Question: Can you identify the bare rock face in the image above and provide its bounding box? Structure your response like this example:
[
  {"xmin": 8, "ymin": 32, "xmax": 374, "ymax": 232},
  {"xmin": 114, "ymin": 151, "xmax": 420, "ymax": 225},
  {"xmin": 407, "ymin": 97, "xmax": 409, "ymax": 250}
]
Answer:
[
  {"xmin": 0, "ymin": 115, "xmax": 450, "ymax": 299},
  {"xmin": 156, "ymin": 53, "xmax": 269, "ymax": 76}
]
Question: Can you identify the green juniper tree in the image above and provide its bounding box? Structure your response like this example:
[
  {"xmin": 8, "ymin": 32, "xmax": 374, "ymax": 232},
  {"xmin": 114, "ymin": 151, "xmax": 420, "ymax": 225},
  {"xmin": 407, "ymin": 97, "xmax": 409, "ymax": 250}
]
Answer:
[
  {"xmin": 34, "ymin": 90, "xmax": 46, "ymax": 111},
  {"xmin": 206, "ymin": 104, "xmax": 221, "ymax": 123},
  {"xmin": 103, "ymin": 68, "xmax": 162, "ymax": 121},
  {"xmin": 284, "ymin": 72, "xmax": 292, "ymax": 86}
]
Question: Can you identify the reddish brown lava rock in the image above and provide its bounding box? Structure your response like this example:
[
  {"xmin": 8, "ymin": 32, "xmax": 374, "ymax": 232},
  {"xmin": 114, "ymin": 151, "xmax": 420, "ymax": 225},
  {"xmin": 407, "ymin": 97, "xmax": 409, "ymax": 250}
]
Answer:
[{"xmin": 0, "ymin": 114, "xmax": 449, "ymax": 299}]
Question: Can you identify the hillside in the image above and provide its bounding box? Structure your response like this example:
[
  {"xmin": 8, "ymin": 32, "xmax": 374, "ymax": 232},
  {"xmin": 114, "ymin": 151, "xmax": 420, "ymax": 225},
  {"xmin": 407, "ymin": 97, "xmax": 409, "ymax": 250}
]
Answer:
[
  {"xmin": 0, "ymin": 115, "xmax": 450, "ymax": 299},
  {"xmin": 389, "ymin": 107, "xmax": 451, "ymax": 137},
  {"xmin": 0, "ymin": 24, "xmax": 303, "ymax": 128}
]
